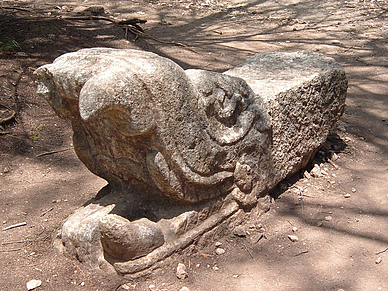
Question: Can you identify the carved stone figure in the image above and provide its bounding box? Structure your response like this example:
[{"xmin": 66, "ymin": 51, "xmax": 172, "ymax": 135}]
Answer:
[{"xmin": 34, "ymin": 48, "xmax": 347, "ymax": 277}]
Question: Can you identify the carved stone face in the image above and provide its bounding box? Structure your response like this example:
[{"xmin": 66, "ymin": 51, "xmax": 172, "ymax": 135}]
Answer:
[
  {"xmin": 34, "ymin": 48, "xmax": 347, "ymax": 277},
  {"xmin": 34, "ymin": 48, "xmax": 273, "ymax": 203}
]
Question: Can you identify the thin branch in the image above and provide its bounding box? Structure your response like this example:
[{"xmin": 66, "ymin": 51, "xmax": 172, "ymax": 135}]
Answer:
[
  {"xmin": 0, "ymin": 248, "xmax": 22, "ymax": 252},
  {"xmin": 3, "ymin": 222, "xmax": 26, "ymax": 231},
  {"xmin": 295, "ymin": 250, "xmax": 309, "ymax": 256},
  {"xmin": 125, "ymin": 26, "xmax": 197, "ymax": 52},
  {"xmin": 62, "ymin": 15, "xmax": 146, "ymax": 29},
  {"xmin": 0, "ymin": 237, "xmax": 42, "ymax": 246},
  {"xmin": 1, "ymin": 6, "xmax": 31, "ymax": 12},
  {"xmin": 241, "ymin": 243, "xmax": 254, "ymax": 259},
  {"xmin": 376, "ymin": 247, "xmax": 388, "ymax": 255},
  {"xmin": 327, "ymin": 158, "xmax": 339, "ymax": 169},
  {"xmin": 35, "ymin": 147, "xmax": 74, "ymax": 157},
  {"xmin": 40, "ymin": 207, "xmax": 53, "ymax": 217}
]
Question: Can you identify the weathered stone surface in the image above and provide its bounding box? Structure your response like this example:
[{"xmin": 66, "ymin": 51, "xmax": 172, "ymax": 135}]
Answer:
[
  {"xmin": 54, "ymin": 204, "xmax": 114, "ymax": 268},
  {"xmin": 176, "ymin": 263, "xmax": 188, "ymax": 279},
  {"xmin": 34, "ymin": 48, "xmax": 347, "ymax": 277},
  {"xmin": 225, "ymin": 51, "xmax": 347, "ymax": 183},
  {"xmin": 99, "ymin": 215, "xmax": 165, "ymax": 261},
  {"xmin": 34, "ymin": 48, "xmax": 272, "ymax": 203}
]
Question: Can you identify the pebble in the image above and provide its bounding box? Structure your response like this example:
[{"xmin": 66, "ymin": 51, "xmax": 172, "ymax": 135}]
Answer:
[
  {"xmin": 310, "ymin": 164, "xmax": 322, "ymax": 178},
  {"xmin": 375, "ymin": 257, "xmax": 382, "ymax": 264},
  {"xmin": 332, "ymin": 153, "xmax": 339, "ymax": 161},
  {"xmin": 26, "ymin": 279, "xmax": 42, "ymax": 290},
  {"xmin": 180, "ymin": 287, "xmax": 190, "ymax": 291},
  {"xmin": 292, "ymin": 226, "xmax": 298, "ymax": 232},
  {"xmin": 337, "ymin": 124, "xmax": 346, "ymax": 131},
  {"xmin": 149, "ymin": 284, "xmax": 156, "ymax": 290},
  {"xmin": 215, "ymin": 247, "xmax": 226, "ymax": 255},
  {"xmin": 215, "ymin": 241, "xmax": 222, "ymax": 247},
  {"xmin": 325, "ymin": 215, "xmax": 333, "ymax": 221},
  {"xmin": 233, "ymin": 225, "xmax": 246, "ymax": 237},
  {"xmin": 288, "ymin": 235, "xmax": 299, "ymax": 242},
  {"xmin": 176, "ymin": 263, "xmax": 188, "ymax": 279},
  {"xmin": 344, "ymin": 194, "xmax": 351, "ymax": 198},
  {"xmin": 212, "ymin": 265, "xmax": 220, "ymax": 271},
  {"xmin": 351, "ymin": 188, "xmax": 357, "ymax": 193},
  {"xmin": 304, "ymin": 171, "xmax": 312, "ymax": 179}
]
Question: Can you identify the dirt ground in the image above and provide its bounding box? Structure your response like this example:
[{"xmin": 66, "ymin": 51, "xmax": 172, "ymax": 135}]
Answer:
[{"xmin": 0, "ymin": 0, "xmax": 387, "ymax": 290}]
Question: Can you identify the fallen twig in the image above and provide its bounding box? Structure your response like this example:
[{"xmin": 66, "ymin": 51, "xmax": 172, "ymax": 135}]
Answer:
[
  {"xmin": 255, "ymin": 234, "xmax": 264, "ymax": 243},
  {"xmin": 200, "ymin": 253, "xmax": 212, "ymax": 258},
  {"xmin": 35, "ymin": 147, "xmax": 74, "ymax": 157},
  {"xmin": 3, "ymin": 222, "xmax": 26, "ymax": 231},
  {"xmin": 327, "ymin": 158, "xmax": 339, "ymax": 169},
  {"xmin": 125, "ymin": 26, "xmax": 197, "ymax": 52},
  {"xmin": 0, "ymin": 248, "xmax": 22, "ymax": 252},
  {"xmin": 0, "ymin": 237, "xmax": 43, "ymax": 246},
  {"xmin": 376, "ymin": 247, "xmax": 388, "ymax": 255},
  {"xmin": 0, "ymin": 105, "xmax": 16, "ymax": 124},
  {"xmin": 1, "ymin": 6, "xmax": 31, "ymax": 12},
  {"xmin": 295, "ymin": 250, "xmax": 309, "ymax": 256},
  {"xmin": 242, "ymin": 243, "xmax": 254, "ymax": 259},
  {"xmin": 62, "ymin": 15, "xmax": 146, "ymax": 28},
  {"xmin": 40, "ymin": 207, "xmax": 53, "ymax": 217}
]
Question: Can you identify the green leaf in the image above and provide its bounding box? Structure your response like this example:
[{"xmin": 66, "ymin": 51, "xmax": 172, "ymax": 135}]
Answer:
[
  {"xmin": 29, "ymin": 135, "xmax": 40, "ymax": 141},
  {"xmin": 36, "ymin": 124, "xmax": 44, "ymax": 131}
]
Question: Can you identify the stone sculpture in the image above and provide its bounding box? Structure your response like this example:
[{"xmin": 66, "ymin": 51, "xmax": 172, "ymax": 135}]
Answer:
[{"xmin": 34, "ymin": 48, "xmax": 347, "ymax": 277}]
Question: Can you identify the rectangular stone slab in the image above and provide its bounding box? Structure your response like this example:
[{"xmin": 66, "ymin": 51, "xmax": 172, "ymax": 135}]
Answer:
[{"xmin": 225, "ymin": 50, "xmax": 347, "ymax": 182}]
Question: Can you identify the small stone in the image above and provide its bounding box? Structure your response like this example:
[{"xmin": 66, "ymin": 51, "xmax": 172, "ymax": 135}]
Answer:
[
  {"xmin": 375, "ymin": 257, "xmax": 382, "ymax": 264},
  {"xmin": 148, "ymin": 284, "xmax": 156, "ymax": 290},
  {"xmin": 196, "ymin": 263, "xmax": 201, "ymax": 268},
  {"xmin": 215, "ymin": 247, "xmax": 226, "ymax": 255},
  {"xmin": 212, "ymin": 265, "xmax": 220, "ymax": 271},
  {"xmin": 180, "ymin": 287, "xmax": 190, "ymax": 291},
  {"xmin": 292, "ymin": 226, "xmax": 298, "ymax": 232},
  {"xmin": 337, "ymin": 125, "xmax": 346, "ymax": 131},
  {"xmin": 325, "ymin": 215, "xmax": 333, "ymax": 221},
  {"xmin": 331, "ymin": 153, "xmax": 339, "ymax": 161},
  {"xmin": 233, "ymin": 274, "xmax": 240, "ymax": 278},
  {"xmin": 344, "ymin": 194, "xmax": 351, "ymax": 198},
  {"xmin": 304, "ymin": 171, "xmax": 311, "ymax": 179},
  {"xmin": 215, "ymin": 241, "xmax": 222, "ymax": 247},
  {"xmin": 310, "ymin": 164, "xmax": 322, "ymax": 178},
  {"xmin": 176, "ymin": 263, "xmax": 188, "ymax": 279},
  {"xmin": 288, "ymin": 235, "xmax": 299, "ymax": 242},
  {"xmin": 351, "ymin": 188, "xmax": 356, "ymax": 193},
  {"xmin": 233, "ymin": 225, "xmax": 246, "ymax": 237},
  {"xmin": 121, "ymin": 284, "xmax": 130, "ymax": 290},
  {"xmin": 26, "ymin": 279, "xmax": 42, "ymax": 290},
  {"xmin": 331, "ymin": 39, "xmax": 341, "ymax": 44}
]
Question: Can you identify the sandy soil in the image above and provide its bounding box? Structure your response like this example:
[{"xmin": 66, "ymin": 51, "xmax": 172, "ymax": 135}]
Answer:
[{"xmin": 0, "ymin": 0, "xmax": 387, "ymax": 290}]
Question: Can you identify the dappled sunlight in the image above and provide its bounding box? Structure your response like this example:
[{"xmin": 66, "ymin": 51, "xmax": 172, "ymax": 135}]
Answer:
[{"xmin": 1, "ymin": 0, "xmax": 387, "ymax": 290}]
